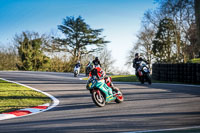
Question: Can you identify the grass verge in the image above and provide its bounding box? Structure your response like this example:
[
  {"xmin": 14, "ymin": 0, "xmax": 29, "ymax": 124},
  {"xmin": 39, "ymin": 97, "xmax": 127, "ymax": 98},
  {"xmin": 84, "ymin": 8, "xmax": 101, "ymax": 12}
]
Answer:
[
  {"xmin": 0, "ymin": 79, "xmax": 52, "ymax": 113},
  {"xmin": 82, "ymin": 75, "xmax": 138, "ymax": 82},
  {"xmin": 110, "ymin": 75, "xmax": 138, "ymax": 82}
]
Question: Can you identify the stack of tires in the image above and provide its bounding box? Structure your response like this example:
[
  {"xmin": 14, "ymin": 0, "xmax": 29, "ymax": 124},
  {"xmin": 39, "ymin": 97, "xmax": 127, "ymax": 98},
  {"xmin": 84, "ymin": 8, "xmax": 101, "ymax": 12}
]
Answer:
[
  {"xmin": 179, "ymin": 63, "xmax": 184, "ymax": 82},
  {"xmin": 152, "ymin": 64, "xmax": 160, "ymax": 80},
  {"xmin": 159, "ymin": 64, "xmax": 167, "ymax": 81},
  {"xmin": 192, "ymin": 64, "xmax": 197, "ymax": 83},
  {"xmin": 172, "ymin": 64, "xmax": 179, "ymax": 82},
  {"xmin": 197, "ymin": 64, "xmax": 200, "ymax": 83},
  {"xmin": 183, "ymin": 64, "xmax": 189, "ymax": 83},
  {"xmin": 152, "ymin": 63, "xmax": 200, "ymax": 84},
  {"xmin": 168, "ymin": 64, "xmax": 173, "ymax": 82}
]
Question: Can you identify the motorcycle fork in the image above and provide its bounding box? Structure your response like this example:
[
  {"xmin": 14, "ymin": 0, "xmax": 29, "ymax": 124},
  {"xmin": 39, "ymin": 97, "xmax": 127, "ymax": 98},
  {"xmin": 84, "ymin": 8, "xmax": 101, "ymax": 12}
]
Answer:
[
  {"xmin": 93, "ymin": 89, "xmax": 101, "ymax": 96},
  {"xmin": 138, "ymin": 71, "xmax": 143, "ymax": 76}
]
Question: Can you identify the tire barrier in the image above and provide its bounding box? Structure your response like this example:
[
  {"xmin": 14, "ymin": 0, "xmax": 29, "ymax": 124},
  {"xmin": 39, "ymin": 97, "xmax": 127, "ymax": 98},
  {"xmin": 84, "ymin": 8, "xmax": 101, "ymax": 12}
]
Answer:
[{"xmin": 152, "ymin": 63, "xmax": 200, "ymax": 84}]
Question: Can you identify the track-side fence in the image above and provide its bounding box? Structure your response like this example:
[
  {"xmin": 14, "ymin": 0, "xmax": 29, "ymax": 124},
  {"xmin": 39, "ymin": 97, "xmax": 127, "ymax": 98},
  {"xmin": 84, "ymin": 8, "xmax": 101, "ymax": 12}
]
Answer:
[{"xmin": 152, "ymin": 63, "xmax": 200, "ymax": 84}]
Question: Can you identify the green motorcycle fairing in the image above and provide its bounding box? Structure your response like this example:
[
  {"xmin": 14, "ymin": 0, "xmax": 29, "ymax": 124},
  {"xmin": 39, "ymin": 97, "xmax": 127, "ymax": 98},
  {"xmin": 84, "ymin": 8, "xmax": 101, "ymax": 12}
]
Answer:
[{"xmin": 88, "ymin": 78, "xmax": 116, "ymax": 102}]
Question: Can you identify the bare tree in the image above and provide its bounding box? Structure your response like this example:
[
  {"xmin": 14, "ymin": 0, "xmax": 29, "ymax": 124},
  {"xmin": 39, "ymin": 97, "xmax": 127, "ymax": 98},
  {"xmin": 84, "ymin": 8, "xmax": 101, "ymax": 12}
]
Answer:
[
  {"xmin": 136, "ymin": 27, "xmax": 154, "ymax": 66},
  {"xmin": 125, "ymin": 44, "xmax": 139, "ymax": 67},
  {"xmin": 142, "ymin": 0, "xmax": 198, "ymax": 62},
  {"xmin": 99, "ymin": 47, "xmax": 115, "ymax": 73},
  {"xmin": 126, "ymin": 26, "xmax": 154, "ymax": 70}
]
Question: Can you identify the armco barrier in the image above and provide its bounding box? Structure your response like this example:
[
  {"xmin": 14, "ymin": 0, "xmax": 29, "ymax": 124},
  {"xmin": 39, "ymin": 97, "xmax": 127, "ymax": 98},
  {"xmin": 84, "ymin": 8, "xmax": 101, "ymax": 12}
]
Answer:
[{"xmin": 152, "ymin": 63, "xmax": 200, "ymax": 84}]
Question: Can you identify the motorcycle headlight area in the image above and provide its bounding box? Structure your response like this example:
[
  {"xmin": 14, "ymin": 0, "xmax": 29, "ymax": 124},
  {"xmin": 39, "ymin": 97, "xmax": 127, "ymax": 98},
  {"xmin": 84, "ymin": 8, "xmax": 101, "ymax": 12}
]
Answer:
[{"xmin": 143, "ymin": 67, "xmax": 148, "ymax": 72}]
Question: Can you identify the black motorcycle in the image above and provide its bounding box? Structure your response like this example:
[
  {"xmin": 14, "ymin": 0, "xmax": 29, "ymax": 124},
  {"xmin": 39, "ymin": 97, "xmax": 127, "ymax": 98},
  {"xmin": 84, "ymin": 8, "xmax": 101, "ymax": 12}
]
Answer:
[{"xmin": 136, "ymin": 61, "xmax": 151, "ymax": 84}]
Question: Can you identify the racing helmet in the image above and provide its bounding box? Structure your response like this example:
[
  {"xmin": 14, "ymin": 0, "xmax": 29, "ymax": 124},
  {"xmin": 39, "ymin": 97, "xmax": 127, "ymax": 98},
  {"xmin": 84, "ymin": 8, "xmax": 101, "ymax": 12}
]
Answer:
[{"xmin": 135, "ymin": 53, "xmax": 139, "ymax": 57}]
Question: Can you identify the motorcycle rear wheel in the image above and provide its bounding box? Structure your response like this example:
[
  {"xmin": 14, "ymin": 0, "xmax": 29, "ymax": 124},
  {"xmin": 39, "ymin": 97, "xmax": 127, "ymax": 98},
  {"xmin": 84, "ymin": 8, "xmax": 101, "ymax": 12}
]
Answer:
[
  {"xmin": 92, "ymin": 90, "xmax": 106, "ymax": 107},
  {"xmin": 74, "ymin": 71, "xmax": 78, "ymax": 77}
]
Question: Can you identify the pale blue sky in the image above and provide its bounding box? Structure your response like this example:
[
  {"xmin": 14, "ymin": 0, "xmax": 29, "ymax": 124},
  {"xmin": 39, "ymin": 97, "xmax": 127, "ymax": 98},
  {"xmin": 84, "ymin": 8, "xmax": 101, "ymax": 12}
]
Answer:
[{"xmin": 0, "ymin": 0, "xmax": 157, "ymax": 73}]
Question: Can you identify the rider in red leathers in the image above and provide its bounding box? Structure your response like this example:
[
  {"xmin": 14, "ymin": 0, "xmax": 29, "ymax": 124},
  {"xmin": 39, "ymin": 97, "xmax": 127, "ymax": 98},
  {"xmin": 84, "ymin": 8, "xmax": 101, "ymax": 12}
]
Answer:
[{"xmin": 88, "ymin": 64, "xmax": 119, "ymax": 93}]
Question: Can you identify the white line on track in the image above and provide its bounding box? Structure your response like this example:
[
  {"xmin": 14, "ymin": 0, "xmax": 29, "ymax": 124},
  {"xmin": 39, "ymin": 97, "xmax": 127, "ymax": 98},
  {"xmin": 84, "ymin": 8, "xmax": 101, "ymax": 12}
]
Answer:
[{"xmin": 0, "ymin": 78, "xmax": 60, "ymax": 120}]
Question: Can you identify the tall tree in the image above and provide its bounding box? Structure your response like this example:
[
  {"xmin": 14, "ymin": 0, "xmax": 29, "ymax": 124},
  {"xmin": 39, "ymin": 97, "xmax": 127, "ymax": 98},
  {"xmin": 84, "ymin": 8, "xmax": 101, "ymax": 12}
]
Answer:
[
  {"xmin": 55, "ymin": 16, "xmax": 109, "ymax": 63},
  {"xmin": 143, "ymin": 0, "xmax": 196, "ymax": 62},
  {"xmin": 15, "ymin": 31, "xmax": 50, "ymax": 71},
  {"xmin": 186, "ymin": 23, "xmax": 199, "ymax": 59},
  {"xmin": 158, "ymin": 0, "xmax": 196, "ymax": 60},
  {"xmin": 195, "ymin": 0, "xmax": 200, "ymax": 53},
  {"xmin": 126, "ymin": 26, "xmax": 154, "ymax": 71},
  {"xmin": 136, "ymin": 27, "xmax": 154, "ymax": 67},
  {"xmin": 152, "ymin": 18, "xmax": 179, "ymax": 63}
]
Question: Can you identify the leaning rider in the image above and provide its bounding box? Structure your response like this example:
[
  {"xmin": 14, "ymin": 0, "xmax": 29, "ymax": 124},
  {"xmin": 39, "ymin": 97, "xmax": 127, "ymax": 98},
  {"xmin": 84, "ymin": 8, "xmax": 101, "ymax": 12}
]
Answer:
[
  {"xmin": 75, "ymin": 61, "xmax": 81, "ymax": 68},
  {"xmin": 74, "ymin": 61, "xmax": 81, "ymax": 74},
  {"xmin": 88, "ymin": 63, "xmax": 119, "ymax": 93},
  {"xmin": 133, "ymin": 53, "xmax": 148, "ymax": 78},
  {"xmin": 92, "ymin": 57, "xmax": 101, "ymax": 67}
]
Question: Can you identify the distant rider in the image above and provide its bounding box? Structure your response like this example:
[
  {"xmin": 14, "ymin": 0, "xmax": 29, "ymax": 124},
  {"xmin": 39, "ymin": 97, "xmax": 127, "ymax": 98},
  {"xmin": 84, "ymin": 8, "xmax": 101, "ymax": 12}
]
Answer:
[
  {"xmin": 92, "ymin": 57, "xmax": 101, "ymax": 67},
  {"xmin": 133, "ymin": 53, "xmax": 148, "ymax": 78},
  {"xmin": 85, "ymin": 61, "xmax": 91, "ymax": 76},
  {"xmin": 74, "ymin": 61, "xmax": 81, "ymax": 74},
  {"xmin": 75, "ymin": 61, "xmax": 81, "ymax": 68}
]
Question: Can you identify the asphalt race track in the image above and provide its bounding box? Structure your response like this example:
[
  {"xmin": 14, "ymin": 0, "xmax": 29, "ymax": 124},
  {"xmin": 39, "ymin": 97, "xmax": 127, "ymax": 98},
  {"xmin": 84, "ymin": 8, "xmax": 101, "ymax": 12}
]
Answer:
[{"xmin": 0, "ymin": 71, "xmax": 200, "ymax": 133}]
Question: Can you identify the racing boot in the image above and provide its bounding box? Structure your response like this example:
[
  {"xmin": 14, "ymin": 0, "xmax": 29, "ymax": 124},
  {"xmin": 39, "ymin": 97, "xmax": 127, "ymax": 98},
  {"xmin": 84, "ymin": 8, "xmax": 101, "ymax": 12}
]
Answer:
[{"xmin": 110, "ymin": 83, "xmax": 121, "ymax": 96}]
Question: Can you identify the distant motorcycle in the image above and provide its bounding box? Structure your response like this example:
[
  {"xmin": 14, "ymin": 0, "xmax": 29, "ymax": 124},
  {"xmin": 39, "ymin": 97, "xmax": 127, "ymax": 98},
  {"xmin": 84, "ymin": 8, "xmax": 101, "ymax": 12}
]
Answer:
[
  {"xmin": 137, "ymin": 61, "xmax": 151, "ymax": 84},
  {"xmin": 86, "ymin": 76, "xmax": 124, "ymax": 107},
  {"xmin": 74, "ymin": 65, "xmax": 80, "ymax": 77},
  {"xmin": 85, "ymin": 63, "xmax": 91, "ymax": 76}
]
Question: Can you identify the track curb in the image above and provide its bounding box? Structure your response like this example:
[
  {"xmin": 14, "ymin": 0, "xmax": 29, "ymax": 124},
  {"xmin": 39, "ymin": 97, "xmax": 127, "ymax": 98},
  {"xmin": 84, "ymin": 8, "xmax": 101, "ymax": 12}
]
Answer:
[{"xmin": 0, "ymin": 78, "xmax": 60, "ymax": 120}]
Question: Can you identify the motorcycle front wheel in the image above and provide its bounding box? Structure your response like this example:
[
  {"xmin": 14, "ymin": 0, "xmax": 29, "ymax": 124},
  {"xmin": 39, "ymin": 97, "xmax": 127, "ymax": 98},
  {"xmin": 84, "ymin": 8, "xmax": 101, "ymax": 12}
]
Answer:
[
  {"xmin": 92, "ymin": 90, "xmax": 106, "ymax": 107},
  {"xmin": 115, "ymin": 88, "xmax": 124, "ymax": 103},
  {"xmin": 140, "ymin": 77, "xmax": 144, "ymax": 84},
  {"xmin": 146, "ymin": 74, "xmax": 152, "ymax": 85}
]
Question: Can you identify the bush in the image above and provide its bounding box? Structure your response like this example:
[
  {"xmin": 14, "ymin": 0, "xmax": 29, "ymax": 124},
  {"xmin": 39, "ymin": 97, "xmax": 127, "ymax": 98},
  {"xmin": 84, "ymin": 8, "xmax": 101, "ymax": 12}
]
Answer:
[
  {"xmin": 0, "ymin": 46, "xmax": 18, "ymax": 70},
  {"xmin": 188, "ymin": 58, "xmax": 200, "ymax": 63}
]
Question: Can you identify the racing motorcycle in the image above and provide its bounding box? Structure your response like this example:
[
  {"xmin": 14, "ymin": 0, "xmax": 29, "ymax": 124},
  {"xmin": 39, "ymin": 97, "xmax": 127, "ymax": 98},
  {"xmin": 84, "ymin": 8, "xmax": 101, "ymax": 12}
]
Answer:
[
  {"xmin": 137, "ymin": 61, "xmax": 152, "ymax": 84},
  {"xmin": 74, "ymin": 65, "xmax": 80, "ymax": 77},
  {"xmin": 86, "ymin": 76, "xmax": 124, "ymax": 107}
]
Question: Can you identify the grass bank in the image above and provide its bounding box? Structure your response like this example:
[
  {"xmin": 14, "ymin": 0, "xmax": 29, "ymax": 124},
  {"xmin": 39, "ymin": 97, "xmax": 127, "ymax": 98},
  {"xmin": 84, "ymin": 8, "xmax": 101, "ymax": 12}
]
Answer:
[
  {"xmin": 0, "ymin": 79, "xmax": 52, "ymax": 113},
  {"xmin": 82, "ymin": 75, "xmax": 139, "ymax": 82},
  {"xmin": 110, "ymin": 75, "xmax": 138, "ymax": 82}
]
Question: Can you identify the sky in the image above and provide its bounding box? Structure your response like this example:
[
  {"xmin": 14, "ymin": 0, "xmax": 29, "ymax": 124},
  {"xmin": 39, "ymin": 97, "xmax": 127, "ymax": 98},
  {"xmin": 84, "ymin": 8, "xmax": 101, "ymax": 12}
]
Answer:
[{"xmin": 0, "ymin": 0, "xmax": 157, "ymax": 74}]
